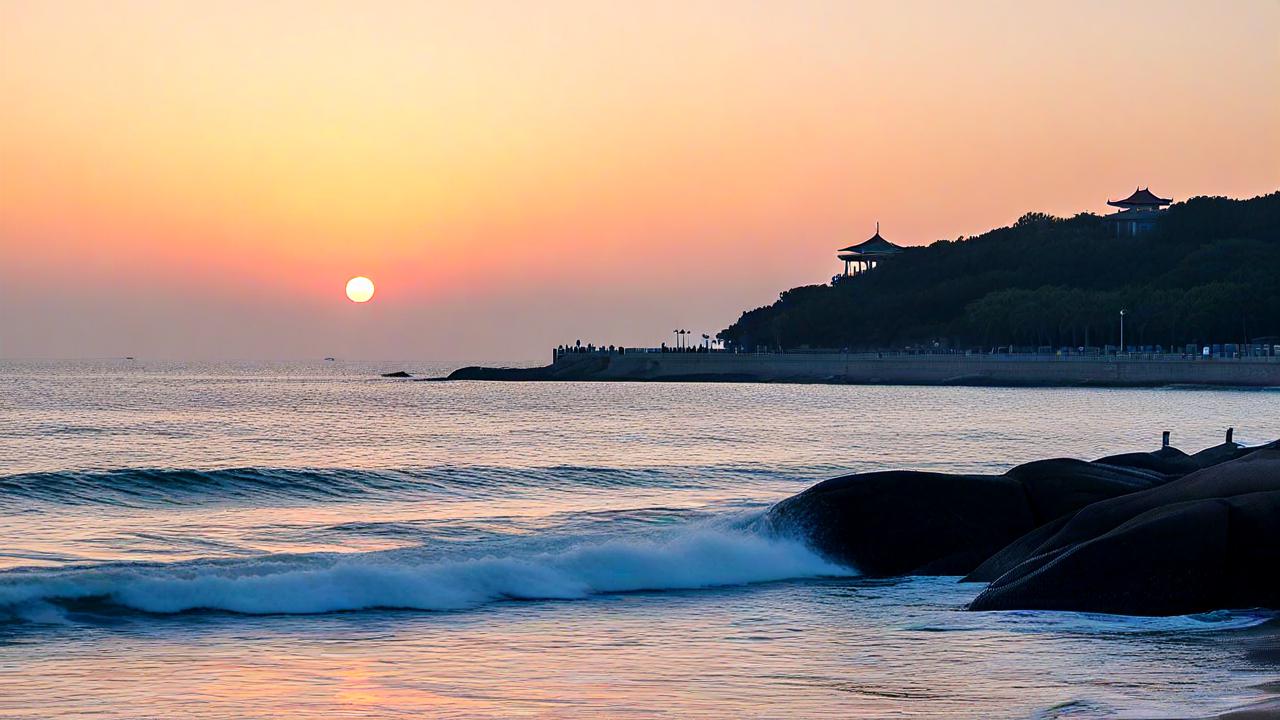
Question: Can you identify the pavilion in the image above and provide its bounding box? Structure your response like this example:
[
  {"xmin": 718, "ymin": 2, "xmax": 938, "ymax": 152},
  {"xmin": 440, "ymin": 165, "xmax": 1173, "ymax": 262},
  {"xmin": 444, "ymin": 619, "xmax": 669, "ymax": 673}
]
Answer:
[
  {"xmin": 836, "ymin": 223, "xmax": 904, "ymax": 278},
  {"xmin": 1105, "ymin": 187, "xmax": 1172, "ymax": 237}
]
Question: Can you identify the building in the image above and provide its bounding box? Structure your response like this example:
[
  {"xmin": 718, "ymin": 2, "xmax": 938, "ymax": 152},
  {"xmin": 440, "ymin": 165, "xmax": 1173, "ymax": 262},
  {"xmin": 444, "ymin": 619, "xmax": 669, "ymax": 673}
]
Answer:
[
  {"xmin": 1105, "ymin": 187, "xmax": 1172, "ymax": 237},
  {"xmin": 835, "ymin": 223, "xmax": 904, "ymax": 281}
]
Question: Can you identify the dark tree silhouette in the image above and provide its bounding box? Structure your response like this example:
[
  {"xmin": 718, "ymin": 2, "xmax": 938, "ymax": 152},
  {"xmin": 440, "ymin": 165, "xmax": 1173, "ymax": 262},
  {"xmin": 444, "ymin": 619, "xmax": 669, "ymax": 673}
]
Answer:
[{"xmin": 719, "ymin": 193, "xmax": 1280, "ymax": 351}]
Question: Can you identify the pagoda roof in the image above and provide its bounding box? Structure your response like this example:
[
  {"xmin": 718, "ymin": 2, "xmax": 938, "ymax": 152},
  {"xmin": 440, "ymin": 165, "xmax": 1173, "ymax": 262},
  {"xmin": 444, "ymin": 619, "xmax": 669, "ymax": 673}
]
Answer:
[
  {"xmin": 1108, "ymin": 187, "xmax": 1172, "ymax": 208},
  {"xmin": 838, "ymin": 228, "xmax": 904, "ymax": 256}
]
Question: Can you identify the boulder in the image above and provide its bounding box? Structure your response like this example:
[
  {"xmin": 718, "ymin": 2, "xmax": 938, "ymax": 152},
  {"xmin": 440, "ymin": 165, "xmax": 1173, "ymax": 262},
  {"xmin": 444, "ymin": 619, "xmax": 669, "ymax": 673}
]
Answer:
[
  {"xmin": 763, "ymin": 471, "xmax": 1033, "ymax": 576},
  {"xmin": 765, "ymin": 438, "xmax": 1254, "ymax": 579},
  {"xmin": 1004, "ymin": 458, "xmax": 1166, "ymax": 523},
  {"xmin": 969, "ymin": 446, "xmax": 1280, "ymax": 615},
  {"xmin": 963, "ymin": 514, "xmax": 1072, "ymax": 583},
  {"xmin": 1094, "ymin": 445, "xmax": 1200, "ymax": 475}
]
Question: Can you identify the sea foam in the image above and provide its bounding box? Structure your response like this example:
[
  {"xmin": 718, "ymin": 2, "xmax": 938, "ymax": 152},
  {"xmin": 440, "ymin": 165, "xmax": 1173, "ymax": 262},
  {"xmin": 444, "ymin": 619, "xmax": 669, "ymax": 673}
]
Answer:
[{"xmin": 0, "ymin": 525, "xmax": 854, "ymax": 618}]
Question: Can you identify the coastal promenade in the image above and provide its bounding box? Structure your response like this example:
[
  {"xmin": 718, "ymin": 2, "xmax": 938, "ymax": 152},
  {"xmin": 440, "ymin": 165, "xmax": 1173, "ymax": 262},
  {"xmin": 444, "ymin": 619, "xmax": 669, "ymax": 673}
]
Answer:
[{"xmin": 450, "ymin": 350, "xmax": 1280, "ymax": 387}]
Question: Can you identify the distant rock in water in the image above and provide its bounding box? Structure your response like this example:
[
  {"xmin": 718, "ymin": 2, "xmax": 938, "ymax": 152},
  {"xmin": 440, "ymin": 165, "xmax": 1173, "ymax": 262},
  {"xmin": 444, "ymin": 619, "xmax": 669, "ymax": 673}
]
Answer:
[
  {"xmin": 380, "ymin": 371, "xmax": 412, "ymax": 378},
  {"xmin": 446, "ymin": 355, "xmax": 609, "ymax": 381},
  {"xmin": 968, "ymin": 443, "xmax": 1280, "ymax": 616},
  {"xmin": 446, "ymin": 366, "xmax": 553, "ymax": 381}
]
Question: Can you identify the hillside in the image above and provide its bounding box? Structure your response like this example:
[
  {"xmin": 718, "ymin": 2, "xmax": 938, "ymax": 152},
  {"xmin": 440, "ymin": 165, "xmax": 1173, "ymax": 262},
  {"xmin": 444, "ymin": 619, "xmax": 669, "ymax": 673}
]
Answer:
[{"xmin": 718, "ymin": 192, "xmax": 1280, "ymax": 351}]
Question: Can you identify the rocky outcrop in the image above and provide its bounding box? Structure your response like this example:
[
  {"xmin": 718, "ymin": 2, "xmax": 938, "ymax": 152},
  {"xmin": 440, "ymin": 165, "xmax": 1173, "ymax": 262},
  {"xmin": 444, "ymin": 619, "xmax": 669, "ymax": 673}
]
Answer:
[
  {"xmin": 763, "ymin": 471, "xmax": 1033, "ymax": 576},
  {"xmin": 445, "ymin": 365, "xmax": 555, "ymax": 380},
  {"xmin": 965, "ymin": 438, "xmax": 1270, "ymax": 582},
  {"xmin": 446, "ymin": 355, "xmax": 609, "ymax": 381},
  {"xmin": 765, "ymin": 433, "xmax": 1280, "ymax": 615},
  {"xmin": 968, "ymin": 445, "xmax": 1280, "ymax": 616},
  {"xmin": 764, "ymin": 455, "xmax": 1172, "ymax": 577}
]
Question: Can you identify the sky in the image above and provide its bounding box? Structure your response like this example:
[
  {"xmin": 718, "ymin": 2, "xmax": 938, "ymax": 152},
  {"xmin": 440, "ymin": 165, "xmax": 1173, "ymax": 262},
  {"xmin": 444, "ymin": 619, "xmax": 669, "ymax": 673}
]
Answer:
[{"xmin": 2, "ymin": 0, "xmax": 1277, "ymax": 361}]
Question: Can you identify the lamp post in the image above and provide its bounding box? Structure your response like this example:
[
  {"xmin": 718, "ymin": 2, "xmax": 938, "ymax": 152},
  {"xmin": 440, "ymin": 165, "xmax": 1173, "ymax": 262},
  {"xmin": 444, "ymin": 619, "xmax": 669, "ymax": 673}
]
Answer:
[{"xmin": 1119, "ymin": 309, "xmax": 1126, "ymax": 356}]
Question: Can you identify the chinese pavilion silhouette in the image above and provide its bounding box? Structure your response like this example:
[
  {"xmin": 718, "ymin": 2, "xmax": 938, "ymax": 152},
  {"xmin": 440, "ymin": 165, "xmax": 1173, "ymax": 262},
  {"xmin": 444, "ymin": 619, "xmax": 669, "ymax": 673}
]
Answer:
[
  {"xmin": 836, "ymin": 222, "xmax": 903, "ymax": 279},
  {"xmin": 1105, "ymin": 187, "xmax": 1172, "ymax": 237}
]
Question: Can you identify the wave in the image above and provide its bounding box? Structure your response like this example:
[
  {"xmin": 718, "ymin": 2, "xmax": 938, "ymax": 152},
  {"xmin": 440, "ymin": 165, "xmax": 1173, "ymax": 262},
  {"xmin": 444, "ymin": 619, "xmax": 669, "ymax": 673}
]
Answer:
[
  {"xmin": 0, "ymin": 465, "xmax": 794, "ymax": 508},
  {"xmin": 0, "ymin": 523, "xmax": 854, "ymax": 619}
]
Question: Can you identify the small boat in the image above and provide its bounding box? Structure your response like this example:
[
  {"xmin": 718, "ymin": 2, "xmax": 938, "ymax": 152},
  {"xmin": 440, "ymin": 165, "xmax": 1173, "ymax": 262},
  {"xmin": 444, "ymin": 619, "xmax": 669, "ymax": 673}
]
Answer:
[{"xmin": 324, "ymin": 357, "xmax": 336, "ymax": 361}]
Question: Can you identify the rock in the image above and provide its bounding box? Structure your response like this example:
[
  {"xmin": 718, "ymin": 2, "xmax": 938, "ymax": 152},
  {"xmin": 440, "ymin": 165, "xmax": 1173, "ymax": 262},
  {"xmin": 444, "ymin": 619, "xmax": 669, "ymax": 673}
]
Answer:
[
  {"xmin": 968, "ymin": 445, "xmax": 1280, "ymax": 615},
  {"xmin": 445, "ymin": 366, "xmax": 554, "ymax": 380},
  {"xmin": 446, "ymin": 355, "xmax": 610, "ymax": 381},
  {"xmin": 763, "ymin": 471, "xmax": 1033, "ymax": 576},
  {"xmin": 380, "ymin": 371, "xmax": 412, "ymax": 378},
  {"xmin": 1190, "ymin": 439, "xmax": 1259, "ymax": 469},
  {"xmin": 765, "ymin": 441, "xmax": 1243, "ymax": 579},
  {"xmin": 970, "ymin": 442, "xmax": 1274, "ymax": 579},
  {"xmin": 1004, "ymin": 458, "xmax": 1167, "ymax": 523},
  {"xmin": 762, "ymin": 459, "xmax": 1174, "ymax": 576},
  {"xmin": 962, "ymin": 514, "xmax": 1072, "ymax": 583},
  {"xmin": 1094, "ymin": 445, "xmax": 1200, "ymax": 475}
]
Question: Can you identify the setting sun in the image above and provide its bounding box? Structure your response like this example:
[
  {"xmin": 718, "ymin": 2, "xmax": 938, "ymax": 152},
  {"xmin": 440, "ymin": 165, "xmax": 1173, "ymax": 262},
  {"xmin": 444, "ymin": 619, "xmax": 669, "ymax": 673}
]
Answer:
[{"xmin": 345, "ymin": 277, "xmax": 375, "ymax": 303}]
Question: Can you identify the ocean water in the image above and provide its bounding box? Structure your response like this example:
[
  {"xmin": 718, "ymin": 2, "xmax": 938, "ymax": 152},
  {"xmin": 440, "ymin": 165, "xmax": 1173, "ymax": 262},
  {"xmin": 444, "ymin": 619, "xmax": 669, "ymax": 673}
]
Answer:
[{"xmin": 1, "ymin": 360, "xmax": 1277, "ymax": 719}]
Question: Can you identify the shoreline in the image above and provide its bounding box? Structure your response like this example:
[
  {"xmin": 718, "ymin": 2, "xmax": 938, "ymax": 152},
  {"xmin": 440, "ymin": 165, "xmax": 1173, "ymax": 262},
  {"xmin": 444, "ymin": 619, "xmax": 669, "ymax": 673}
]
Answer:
[{"xmin": 444, "ymin": 351, "xmax": 1280, "ymax": 388}]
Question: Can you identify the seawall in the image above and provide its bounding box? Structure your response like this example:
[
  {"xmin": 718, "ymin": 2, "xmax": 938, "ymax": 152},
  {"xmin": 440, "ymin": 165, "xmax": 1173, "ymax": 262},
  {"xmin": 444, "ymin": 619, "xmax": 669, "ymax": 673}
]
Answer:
[{"xmin": 446, "ymin": 352, "xmax": 1280, "ymax": 388}]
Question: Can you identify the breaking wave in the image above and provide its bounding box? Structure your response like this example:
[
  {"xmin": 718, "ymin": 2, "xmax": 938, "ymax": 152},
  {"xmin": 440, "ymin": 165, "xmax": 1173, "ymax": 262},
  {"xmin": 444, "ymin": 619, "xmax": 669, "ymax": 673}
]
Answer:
[{"xmin": 0, "ymin": 524, "xmax": 854, "ymax": 620}]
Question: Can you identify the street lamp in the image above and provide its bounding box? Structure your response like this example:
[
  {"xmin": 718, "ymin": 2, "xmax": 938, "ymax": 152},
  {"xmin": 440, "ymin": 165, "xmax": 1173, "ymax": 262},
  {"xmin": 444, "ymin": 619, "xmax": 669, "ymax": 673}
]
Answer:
[{"xmin": 1119, "ymin": 309, "xmax": 1126, "ymax": 356}]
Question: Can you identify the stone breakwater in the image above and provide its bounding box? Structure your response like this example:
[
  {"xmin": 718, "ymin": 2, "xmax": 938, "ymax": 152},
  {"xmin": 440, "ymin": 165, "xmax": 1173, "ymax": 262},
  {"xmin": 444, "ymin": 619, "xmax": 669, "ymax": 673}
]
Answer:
[{"xmin": 446, "ymin": 352, "xmax": 1280, "ymax": 388}]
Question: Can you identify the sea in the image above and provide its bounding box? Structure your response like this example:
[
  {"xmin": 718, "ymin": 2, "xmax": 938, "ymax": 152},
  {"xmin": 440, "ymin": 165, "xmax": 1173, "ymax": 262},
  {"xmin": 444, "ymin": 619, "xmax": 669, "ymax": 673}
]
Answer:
[{"xmin": 0, "ymin": 360, "xmax": 1277, "ymax": 719}]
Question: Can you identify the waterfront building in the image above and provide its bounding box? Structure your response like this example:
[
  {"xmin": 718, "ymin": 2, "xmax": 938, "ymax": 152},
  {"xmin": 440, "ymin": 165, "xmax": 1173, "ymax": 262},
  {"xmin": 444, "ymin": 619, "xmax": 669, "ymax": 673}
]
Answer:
[
  {"xmin": 836, "ymin": 223, "xmax": 904, "ymax": 280},
  {"xmin": 1105, "ymin": 187, "xmax": 1172, "ymax": 237}
]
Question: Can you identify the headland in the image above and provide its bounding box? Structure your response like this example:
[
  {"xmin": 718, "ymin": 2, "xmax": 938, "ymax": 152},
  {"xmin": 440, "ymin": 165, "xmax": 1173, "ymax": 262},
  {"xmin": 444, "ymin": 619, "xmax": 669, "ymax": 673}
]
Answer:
[{"xmin": 449, "ymin": 190, "xmax": 1280, "ymax": 388}]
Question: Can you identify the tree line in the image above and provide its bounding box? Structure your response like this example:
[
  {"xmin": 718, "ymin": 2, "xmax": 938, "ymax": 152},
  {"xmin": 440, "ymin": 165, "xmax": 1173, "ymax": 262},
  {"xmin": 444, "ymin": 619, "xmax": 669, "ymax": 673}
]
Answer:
[{"xmin": 718, "ymin": 192, "xmax": 1280, "ymax": 351}]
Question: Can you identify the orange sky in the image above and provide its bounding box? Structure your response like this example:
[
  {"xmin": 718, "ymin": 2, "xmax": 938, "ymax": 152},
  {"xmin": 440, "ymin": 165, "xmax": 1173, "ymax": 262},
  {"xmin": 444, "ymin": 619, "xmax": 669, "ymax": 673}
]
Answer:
[{"xmin": 2, "ymin": 0, "xmax": 1277, "ymax": 360}]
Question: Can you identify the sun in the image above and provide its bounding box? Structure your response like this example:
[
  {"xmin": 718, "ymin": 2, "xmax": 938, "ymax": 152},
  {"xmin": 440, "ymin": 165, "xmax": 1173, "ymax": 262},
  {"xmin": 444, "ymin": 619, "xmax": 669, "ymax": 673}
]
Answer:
[{"xmin": 345, "ymin": 276, "xmax": 375, "ymax": 303}]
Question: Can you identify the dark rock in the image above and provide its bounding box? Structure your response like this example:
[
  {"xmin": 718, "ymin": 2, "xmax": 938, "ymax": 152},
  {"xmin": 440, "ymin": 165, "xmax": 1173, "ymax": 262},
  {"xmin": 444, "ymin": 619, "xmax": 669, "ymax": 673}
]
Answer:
[
  {"xmin": 765, "ymin": 455, "xmax": 1174, "ymax": 577},
  {"xmin": 1004, "ymin": 458, "xmax": 1167, "ymax": 524},
  {"xmin": 446, "ymin": 355, "xmax": 610, "ymax": 381},
  {"xmin": 967, "ymin": 438, "xmax": 1269, "ymax": 584},
  {"xmin": 1191, "ymin": 440, "xmax": 1260, "ymax": 469},
  {"xmin": 969, "ymin": 446, "xmax": 1280, "ymax": 615},
  {"xmin": 763, "ymin": 471, "xmax": 1033, "ymax": 576},
  {"xmin": 764, "ymin": 436, "xmax": 1267, "ymax": 580},
  {"xmin": 962, "ymin": 514, "xmax": 1072, "ymax": 583},
  {"xmin": 446, "ymin": 366, "xmax": 553, "ymax": 380},
  {"xmin": 380, "ymin": 371, "xmax": 412, "ymax": 378},
  {"xmin": 1094, "ymin": 445, "xmax": 1200, "ymax": 475}
]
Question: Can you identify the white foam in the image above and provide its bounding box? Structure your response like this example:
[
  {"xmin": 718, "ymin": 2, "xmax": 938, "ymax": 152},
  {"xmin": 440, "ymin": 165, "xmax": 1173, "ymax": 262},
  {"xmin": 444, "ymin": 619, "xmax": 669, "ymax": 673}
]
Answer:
[{"xmin": 0, "ymin": 527, "xmax": 854, "ymax": 616}]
